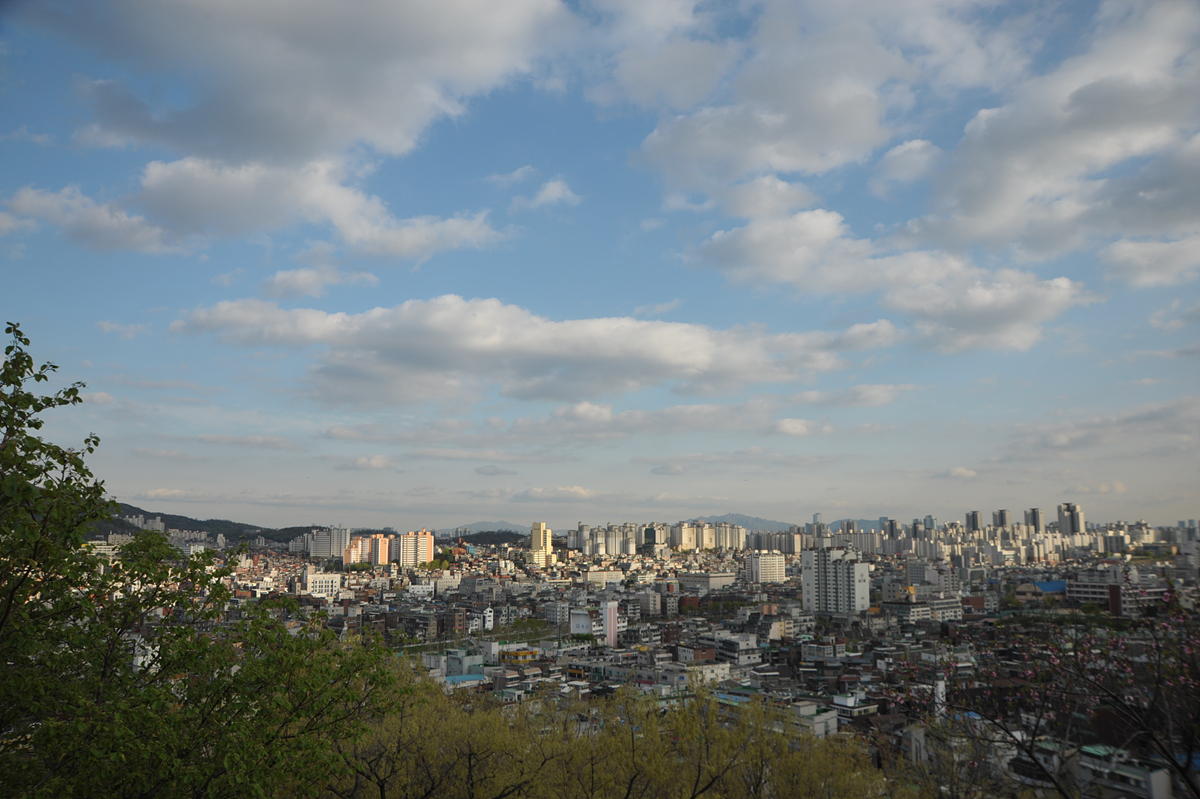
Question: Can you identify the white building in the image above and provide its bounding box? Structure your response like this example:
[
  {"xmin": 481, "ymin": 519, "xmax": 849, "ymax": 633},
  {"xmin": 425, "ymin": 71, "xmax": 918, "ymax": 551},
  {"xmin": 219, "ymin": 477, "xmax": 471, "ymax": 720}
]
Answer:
[
  {"xmin": 301, "ymin": 569, "xmax": 342, "ymax": 599},
  {"xmin": 748, "ymin": 552, "xmax": 786, "ymax": 584},
  {"xmin": 801, "ymin": 546, "xmax": 870, "ymax": 615}
]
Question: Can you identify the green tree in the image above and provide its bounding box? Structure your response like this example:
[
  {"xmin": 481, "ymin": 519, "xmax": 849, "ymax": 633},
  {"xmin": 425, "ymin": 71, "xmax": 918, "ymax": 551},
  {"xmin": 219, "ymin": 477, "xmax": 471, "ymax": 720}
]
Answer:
[{"xmin": 1, "ymin": 324, "xmax": 397, "ymax": 799}]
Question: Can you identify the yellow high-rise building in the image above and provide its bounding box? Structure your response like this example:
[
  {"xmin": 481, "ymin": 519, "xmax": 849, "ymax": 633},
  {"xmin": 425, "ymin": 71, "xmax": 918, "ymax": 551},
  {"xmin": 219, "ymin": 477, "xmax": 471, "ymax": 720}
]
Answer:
[{"xmin": 530, "ymin": 522, "xmax": 555, "ymax": 568}]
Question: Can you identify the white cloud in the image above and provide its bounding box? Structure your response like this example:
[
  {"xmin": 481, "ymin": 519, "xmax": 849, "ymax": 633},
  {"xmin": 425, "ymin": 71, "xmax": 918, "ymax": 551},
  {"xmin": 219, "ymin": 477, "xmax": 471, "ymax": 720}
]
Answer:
[
  {"xmin": 0, "ymin": 211, "xmax": 36, "ymax": 237},
  {"xmin": 192, "ymin": 434, "xmax": 305, "ymax": 451},
  {"xmin": 512, "ymin": 484, "xmax": 599, "ymax": 502},
  {"xmin": 871, "ymin": 139, "xmax": 941, "ymax": 196},
  {"xmin": 885, "ymin": 270, "xmax": 1090, "ymax": 352},
  {"xmin": 173, "ymin": 295, "xmax": 893, "ymax": 405},
  {"xmin": 513, "ymin": 397, "xmax": 784, "ymax": 441},
  {"xmin": 1148, "ymin": 299, "xmax": 1200, "ymax": 332},
  {"xmin": 911, "ymin": 1, "xmax": 1200, "ymax": 255},
  {"xmin": 792, "ymin": 383, "xmax": 915, "ymax": 407},
  {"xmin": 632, "ymin": 298, "xmax": 682, "ymax": 316},
  {"xmin": 97, "ymin": 320, "xmax": 149, "ymax": 339},
  {"xmin": 1103, "ymin": 236, "xmax": 1200, "ymax": 287},
  {"xmin": 1007, "ymin": 395, "xmax": 1200, "ymax": 458},
  {"xmin": 935, "ymin": 466, "xmax": 977, "ymax": 479},
  {"xmin": 633, "ymin": 0, "xmax": 1033, "ymax": 194},
  {"xmin": 773, "ymin": 418, "xmax": 814, "ymax": 436},
  {"xmin": 698, "ymin": 208, "xmax": 1088, "ymax": 350},
  {"xmin": 17, "ymin": 0, "xmax": 570, "ymax": 256},
  {"xmin": 137, "ymin": 157, "xmax": 507, "ymax": 261},
  {"xmin": 47, "ymin": 0, "xmax": 574, "ymax": 164},
  {"xmin": 259, "ymin": 267, "xmax": 378, "ymax": 298},
  {"xmin": 485, "ymin": 165, "xmax": 537, "ymax": 187},
  {"xmin": 336, "ymin": 455, "xmax": 396, "ymax": 470},
  {"xmin": 721, "ymin": 176, "xmax": 816, "ymax": 219},
  {"xmin": 511, "ymin": 178, "xmax": 582, "ymax": 211},
  {"xmin": 81, "ymin": 391, "xmax": 115, "ymax": 405},
  {"xmin": 8, "ymin": 185, "xmax": 178, "ymax": 253}
]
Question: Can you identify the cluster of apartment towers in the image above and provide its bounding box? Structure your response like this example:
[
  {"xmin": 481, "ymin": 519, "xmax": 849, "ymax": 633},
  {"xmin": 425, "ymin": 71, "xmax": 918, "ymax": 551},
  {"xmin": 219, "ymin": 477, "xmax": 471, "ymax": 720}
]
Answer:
[
  {"xmin": 548, "ymin": 505, "xmax": 1084, "ymax": 557},
  {"xmin": 287, "ymin": 527, "xmax": 436, "ymax": 567}
]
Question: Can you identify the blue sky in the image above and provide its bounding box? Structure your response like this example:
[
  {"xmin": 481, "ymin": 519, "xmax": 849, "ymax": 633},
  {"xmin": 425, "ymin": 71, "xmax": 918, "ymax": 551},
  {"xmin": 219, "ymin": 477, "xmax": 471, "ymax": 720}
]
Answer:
[{"xmin": 2, "ymin": 0, "xmax": 1197, "ymax": 530}]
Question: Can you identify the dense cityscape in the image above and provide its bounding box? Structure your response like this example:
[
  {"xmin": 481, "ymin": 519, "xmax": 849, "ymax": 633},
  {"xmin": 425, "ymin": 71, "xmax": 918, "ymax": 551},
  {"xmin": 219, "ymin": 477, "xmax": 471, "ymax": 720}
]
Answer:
[
  {"xmin": 81, "ymin": 500, "xmax": 1200, "ymax": 798},
  {"xmin": 4, "ymin": 0, "xmax": 1199, "ymax": 797}
]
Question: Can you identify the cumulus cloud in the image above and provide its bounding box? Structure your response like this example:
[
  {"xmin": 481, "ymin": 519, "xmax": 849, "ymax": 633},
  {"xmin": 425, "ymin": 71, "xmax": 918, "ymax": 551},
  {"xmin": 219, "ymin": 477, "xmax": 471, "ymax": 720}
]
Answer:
[
  {"xmin": 911, "ymin": 1, "xmax": 1200, "ymax": 256},
  {"xmin": 97, "ymin": 320, "xmax": 149, "ymax": 339},
  {"xmin": 635, "ymin": 0, "xmax": 1034, "ymax": 194},
  {"xmin": 698, "ymin": 207, "xmax": 1088, "ymax": 350},
  {"xmin": 8, "ymin": 186, "xmax": 178, "ymax": 252},
  {"xmin": 511, "ymin": 178, "xmax": 581, "ymax": 211},
  {"xmin": 636, "ymin": 446, "xmax": 826, "ymax": 475},
  {"xmin": 871, "ymin": 139, "xmax": 942, "ymax": 196},
  {"xmin": 486, "ymin": 165, "xmax": 537, "ymax": 187},
  {"xmin": 632, "ymin": 299, "xmax": 683, "ymax": 316},
  {"xmin": 773, "ymin": 418, "xmax": 815, "ymax": 436},
  {"xmin": 721, "ymin": 176, "xmax": 816, "ymax": 219},
  {"xmin": 13, "ymin": 0, "xmax": 568, "ymax": 257},
  {"xmin": 44, "ymin": 0, "xmax": 573, "ymax": 164},
  {"xmin": 475, "ymin": 465, "xmax": 517, "ymax": 476},
  {"xmin": 136, "ymin": 157, "xmax": 507, "ymax": 261},
  {"xmin": 173, "ymin": 295, "xmax": 895, "ymax": 405},
  {"xmin": 512, "ymin": 397, "xmax": 784, "ymax": 441},
  {"xmin": 792, "ymin": 383, "xmax": 915, "ymax": 407},
  {"xmin": 337, "ymin": 455, "xmax": 396, "ymax": 471},
  {"xmin": 259, "ymin": 267, "xmax": 378, "ymax": 298},
  {"xmin": 935, "ymin": 466, "xmax": 978, "ymax": 479},
  {"xmin": 1007, "ymin": 395, "xmax": 1200, "ymax": 459},
  {"xmin": 885, "ymin": 270, "xmax": 1090, "ymax": 351},
  {"xmin": 1102, "ymin": 236, "xmax": 1200, "ymax": 287},
  {"xmin": 81, "ymin": 391, "xmax": 115, "ymax": 404},
  {"xmin": 513, "ymin": 485, "xmax": 599, "ymax": 502}
]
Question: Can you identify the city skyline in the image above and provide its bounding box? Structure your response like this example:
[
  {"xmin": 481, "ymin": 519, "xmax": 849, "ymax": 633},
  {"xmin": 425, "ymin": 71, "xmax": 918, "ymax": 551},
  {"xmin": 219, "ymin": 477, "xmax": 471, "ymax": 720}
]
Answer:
[{"xmin": 2, "ymin": 0, "xmax": 1198, "ymax": 528}]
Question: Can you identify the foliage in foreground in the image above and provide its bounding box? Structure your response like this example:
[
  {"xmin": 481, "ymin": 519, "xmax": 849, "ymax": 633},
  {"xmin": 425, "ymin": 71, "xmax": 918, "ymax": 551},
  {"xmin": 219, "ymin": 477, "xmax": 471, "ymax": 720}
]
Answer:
[
  {"xmin": 328, "ymin": 676, "xmax": 882, "ymax": 799},
  {"xmin": 1, "ymin": 323, "xmax": 398, "ymax": 799}
]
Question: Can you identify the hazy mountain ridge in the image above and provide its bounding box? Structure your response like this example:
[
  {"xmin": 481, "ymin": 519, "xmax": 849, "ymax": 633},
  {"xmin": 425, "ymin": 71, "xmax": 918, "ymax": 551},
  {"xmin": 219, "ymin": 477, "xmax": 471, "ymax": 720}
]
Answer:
[
  {"xmin": 435, "ymin": 521, "xmax": 525, "ymax": 536},
  {"xmin": 693, "ymin": 513, "xmax": 795, "ymax": 532}
]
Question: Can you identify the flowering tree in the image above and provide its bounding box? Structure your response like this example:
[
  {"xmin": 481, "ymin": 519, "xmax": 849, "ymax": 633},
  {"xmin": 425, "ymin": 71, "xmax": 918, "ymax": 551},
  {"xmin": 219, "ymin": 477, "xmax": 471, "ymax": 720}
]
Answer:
[{"xmin": 889, "ymin": 591, "xmax": 1200, "ymax": 799}]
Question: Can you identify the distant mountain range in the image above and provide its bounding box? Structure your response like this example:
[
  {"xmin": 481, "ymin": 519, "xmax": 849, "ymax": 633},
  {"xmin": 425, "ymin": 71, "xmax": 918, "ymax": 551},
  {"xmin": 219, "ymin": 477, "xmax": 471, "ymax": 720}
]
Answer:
[
  {"xmin": 101, "ymin": 505, "xmax": 884, "ymax": 543},
  {"xmin": 693, "ymin": 514, "xmax": 887, "ymax": 533},
  {"xmin": 434, "ymin": 521, "xmax": 525, "ymax": 537},
  {"xmin": 692, "ymin": 513, "xmax": 795, "ymax": 532}
]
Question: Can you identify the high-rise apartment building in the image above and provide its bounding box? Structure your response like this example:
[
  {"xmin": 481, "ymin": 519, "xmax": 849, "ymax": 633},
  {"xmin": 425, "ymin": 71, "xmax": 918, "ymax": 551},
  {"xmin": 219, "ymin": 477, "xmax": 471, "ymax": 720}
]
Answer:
[
  {"xmin": 965, "ymin": 511, "xmax": 983, "ymax": 532},
  {"xmin": 801, "ymin": 546, "xmax": 869, "ymax": 615},
  {"xmin": 367, "ymin": 533, "xmax": 390, "ymax": 565},
  {"xmin": 343, "ymin": 537, "xmax": 370, "ymax": 565},
  {"xmin": 1024, "ymin": 508, "xmax": 1045, "ymax": 535},
  {"xmin": 310, "ymin": 526, "xmax": 351, "ymax": 560},
  {"xmin": 748, "ymin": 551, "xmax": 786, "ymax": 584},
  {"xmin": 529, "ymin": 521, "xmax": 555, "ymax": 568},
  {"xmin": 1057, "ymin": 503, "xmax": 1085, "ymax": 535},
  {"xmin": 993, "ymin": 509, "xmax": 1012, "ymax": 529},
  {"xmin": 395, "ymin": 529, "xmax": 435, "ymax": 566}
]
